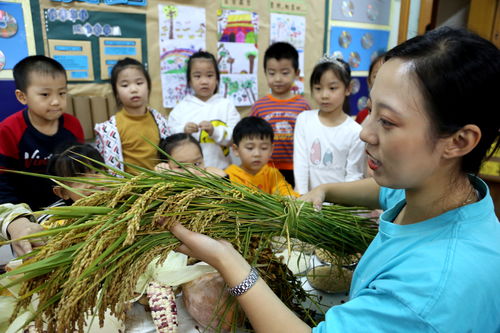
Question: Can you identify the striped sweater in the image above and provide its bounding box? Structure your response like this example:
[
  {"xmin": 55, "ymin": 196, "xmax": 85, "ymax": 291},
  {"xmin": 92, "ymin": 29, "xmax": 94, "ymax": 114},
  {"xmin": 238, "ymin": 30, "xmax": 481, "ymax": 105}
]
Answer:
[{"xmin": 250, "ymin": 94, "xmax": 310, "ymax": 170}]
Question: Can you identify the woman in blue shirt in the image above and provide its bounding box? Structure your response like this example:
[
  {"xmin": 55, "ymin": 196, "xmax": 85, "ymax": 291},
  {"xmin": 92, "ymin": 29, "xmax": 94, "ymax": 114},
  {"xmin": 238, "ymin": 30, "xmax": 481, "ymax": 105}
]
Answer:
[{"xmin": 169, "ymin": 27, "xmax": 500, "ymax": 332}]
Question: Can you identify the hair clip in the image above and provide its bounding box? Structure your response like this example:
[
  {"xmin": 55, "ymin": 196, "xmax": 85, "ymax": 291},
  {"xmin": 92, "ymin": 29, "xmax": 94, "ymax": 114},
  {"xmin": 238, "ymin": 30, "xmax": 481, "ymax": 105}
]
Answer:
[{"xmin": 317, "ymin": 53, "xmax": 345, "ymax": 67}]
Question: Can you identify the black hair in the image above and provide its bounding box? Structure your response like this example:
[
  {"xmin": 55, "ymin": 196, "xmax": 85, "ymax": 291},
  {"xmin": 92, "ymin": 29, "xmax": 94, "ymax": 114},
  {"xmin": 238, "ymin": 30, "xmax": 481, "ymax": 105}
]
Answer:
[
  {"xmin": 232, "ymin": 116, "xmax": 274, "ymax": 146},
  {"xmin": 310, "ymin": 58, "xmax": 352, "ymax": 114},
  {"xmin": 385, "ymin": 27, "xmax": 500, "ymax": 174},
  {"xmin": 158, "ymin": 133, "xmax": 203, "ymax": 162},
  {"xmin": 47, "ymin": 143, "xmax": 105, "ymax": 178},
  {"xmin": 110, "ymin": 57, "xmax": 151, "ymax": 107},
  {"xmin": 186, "ymin": 51, "xmax": 220, "ymax": 94},
  {"xmin": 13, "ymin": 55, "xmax": 67, "ymax": 92},
  {"xmin": 264, "ymin": 42, "xmax": 299, "ymax": 72},
  {"xmin": 367, "ymin": 52, "xmax": 386, "ymax": 88}
]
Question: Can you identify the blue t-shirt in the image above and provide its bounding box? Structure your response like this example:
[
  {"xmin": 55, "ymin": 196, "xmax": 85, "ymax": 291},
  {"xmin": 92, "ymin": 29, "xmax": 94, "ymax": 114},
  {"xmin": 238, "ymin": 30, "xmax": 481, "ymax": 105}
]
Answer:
[{"xmin": 314, "ymin": 176, "xmax": 500, "ymax": 332}]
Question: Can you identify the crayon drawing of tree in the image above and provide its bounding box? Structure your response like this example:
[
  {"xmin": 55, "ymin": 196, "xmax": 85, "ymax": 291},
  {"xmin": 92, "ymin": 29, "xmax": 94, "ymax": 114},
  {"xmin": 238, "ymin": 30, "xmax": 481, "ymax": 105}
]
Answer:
[
  {"xmin": 227, "ymin": 57, "xmax": 235, "ymax": 74},
  {"xmin": 241, "ymin": 79, "xmax": 256, "ymax": 103},
  {"xmin": 222, "ymin": 77, "xmax": 232, "ymax": 98},
  {"xmin": 217, "ymin": 44, "xmax": 228, "ymax": 65},
  {"xmin": 228, "ymin": 81, "xmax": 239, "ymax": 98},
  {"xmin": 163, "ymin": 5, "xmax": 178, "ymax": 40},
  {"xmin": 245, "ymin": 51, "xmax": 257, "ymax": 74}
]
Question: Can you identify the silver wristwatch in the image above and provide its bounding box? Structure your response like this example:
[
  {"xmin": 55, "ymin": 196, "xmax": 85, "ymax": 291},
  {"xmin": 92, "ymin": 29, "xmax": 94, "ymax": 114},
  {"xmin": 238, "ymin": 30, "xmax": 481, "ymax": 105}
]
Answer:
[{"xmin": 227, "ymin": 267, "xmax": 259, "ymax": 297}]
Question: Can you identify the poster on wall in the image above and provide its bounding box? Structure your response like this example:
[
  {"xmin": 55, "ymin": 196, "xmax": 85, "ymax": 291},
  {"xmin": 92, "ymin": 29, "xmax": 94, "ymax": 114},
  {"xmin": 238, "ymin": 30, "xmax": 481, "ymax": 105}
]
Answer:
[
  {"xmin": 0, "ymin": 1, "xmax": 30, "ymax": 74},
  {"xmin": 44, "ymin": 7, "xmax": 147, "ymax": 83},
  {"xmin": 331, "ymin": 0, "xmax": 391, "ymax": 26},
  {"xmin": 269, "ymin": 12, "xmax": 305, "ymax": 95},
  {"xmin": 329, "ymin": 26, "xmax": 389, "ymax": 72},
  {"xmin": 217, "ymin": 9, "xmax": 258, "ymax": 106},
  {"xmin": 158, "ymin": 4, "xmax": 205, "ymax": 108}
]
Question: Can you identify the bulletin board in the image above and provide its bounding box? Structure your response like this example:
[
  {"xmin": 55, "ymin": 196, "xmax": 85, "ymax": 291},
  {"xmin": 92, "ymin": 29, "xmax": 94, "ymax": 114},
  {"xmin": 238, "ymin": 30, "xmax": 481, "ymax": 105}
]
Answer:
[
  {"xmin": 0, "ymin": 0, "xmax": 36, "ymax": 78},
  {"xmin": 324, "ymin": 0, "xmax": 397, "ymax": 116},
  {"xmin": 27, "ymin": 0, "xmax": 326, "ymax": 115}
]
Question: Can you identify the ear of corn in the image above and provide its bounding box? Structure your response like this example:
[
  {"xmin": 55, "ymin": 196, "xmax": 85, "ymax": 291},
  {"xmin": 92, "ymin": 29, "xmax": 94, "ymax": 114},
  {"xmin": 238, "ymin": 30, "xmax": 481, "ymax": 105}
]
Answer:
[
  {"xmin": 147, "ymin": 281, "xmax": 178, "ymax": 333},
  {"xmin": 0, "ymin": 166, "xmax": 377, "ymax": 332}
]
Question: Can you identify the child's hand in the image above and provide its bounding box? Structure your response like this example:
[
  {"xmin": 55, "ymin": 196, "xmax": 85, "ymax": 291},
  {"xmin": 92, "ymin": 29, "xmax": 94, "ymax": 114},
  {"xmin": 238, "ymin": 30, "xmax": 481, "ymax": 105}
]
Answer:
[
  {"xmin": 184, "ymin": 122, "xmax": 199, "ymax": 134},
  {"xmin": 199, "ymin": 121, "xmax": 214, "ymax": 136},
  {"xmin": 155, "ymin": 162, "xmax": 171, "ymax": 172},
  {"xmin": 7, "ymin": 217, "xmax": 45, "ymax": 256}
]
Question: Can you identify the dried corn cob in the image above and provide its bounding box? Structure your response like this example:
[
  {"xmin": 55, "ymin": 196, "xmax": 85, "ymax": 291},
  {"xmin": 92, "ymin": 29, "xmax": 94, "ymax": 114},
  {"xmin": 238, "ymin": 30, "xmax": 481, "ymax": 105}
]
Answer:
[{"xmin": 147, "ymin": 281, "xmax": 178, "ymax": 333}]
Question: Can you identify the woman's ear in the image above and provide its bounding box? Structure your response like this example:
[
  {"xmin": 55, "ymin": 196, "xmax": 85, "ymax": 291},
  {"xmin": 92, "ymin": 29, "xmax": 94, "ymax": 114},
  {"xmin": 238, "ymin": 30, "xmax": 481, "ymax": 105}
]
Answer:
[
  {"xmin": 442, "ymin": 124, "xmax": 482, "ymax": 159},
  {"xmin": 53, "ymin": 186, "xmax": 70, "ymax": 200}
]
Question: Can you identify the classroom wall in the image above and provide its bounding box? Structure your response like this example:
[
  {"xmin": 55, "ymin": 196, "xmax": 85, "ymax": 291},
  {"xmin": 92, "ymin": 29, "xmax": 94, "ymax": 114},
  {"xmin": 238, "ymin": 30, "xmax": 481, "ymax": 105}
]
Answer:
[{"xmin": 35, "ymin": 0, "xmax": 326, "ymax": 116}]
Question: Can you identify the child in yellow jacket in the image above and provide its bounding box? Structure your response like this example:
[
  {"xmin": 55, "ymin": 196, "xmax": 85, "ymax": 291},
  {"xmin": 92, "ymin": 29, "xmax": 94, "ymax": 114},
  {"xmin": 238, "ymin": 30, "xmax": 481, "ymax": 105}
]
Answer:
[{"xmin": 225, "ymin": 117, "xmax": 298, "ymax": 197}]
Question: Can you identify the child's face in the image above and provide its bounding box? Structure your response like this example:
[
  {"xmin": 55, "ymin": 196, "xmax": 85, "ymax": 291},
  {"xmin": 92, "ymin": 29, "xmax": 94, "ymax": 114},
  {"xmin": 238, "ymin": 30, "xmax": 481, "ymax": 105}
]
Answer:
[
  {"xmin": 15, "ymin": 72, "xmax": 67, "ymax": 123},
  {"xmin": 54, "ymin": 171, "xmax": 105, "ymax": 202},
  {"xmin": 168, "ymin": 142, "xmax": 205, "ymax": 172},
  {"xmin": 116, "ymin": 67, "xmax": 149, "ymax": 111},
  {"xmin": 233, "ymin": 136, "xmax": 273, "ymax": 175},
  {"xmin": 265, "ymin": 58, "xmax": 299, "ymax": 97},
  {"xmin": 312, "ymin": 69, "xmax": 350, "ymax": 114},
  {"xmin": 189, "ymin": 59, "xmax": 218, "ymax": 101}
]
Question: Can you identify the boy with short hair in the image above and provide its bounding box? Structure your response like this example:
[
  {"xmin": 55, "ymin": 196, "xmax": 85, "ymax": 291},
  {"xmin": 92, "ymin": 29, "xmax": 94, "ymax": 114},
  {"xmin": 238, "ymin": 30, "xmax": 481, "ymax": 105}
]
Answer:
[
  {"xmin": 0, "ymin": 55, "xmax": 84, "ymax": 211},
  {"xmin": 250, "ymin": 42, "xmax": 310, "ymax": 187},
  {"xmin": 225, "ymin": 117, "xmax": 298, "ymax": 197}
]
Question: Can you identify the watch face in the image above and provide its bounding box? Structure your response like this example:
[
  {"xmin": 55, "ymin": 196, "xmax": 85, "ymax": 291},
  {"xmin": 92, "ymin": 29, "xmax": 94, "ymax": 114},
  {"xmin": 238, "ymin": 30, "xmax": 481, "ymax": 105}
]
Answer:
[{"xmin": 0, "ymin": 10, "xmax": 18, "ymax": 38}]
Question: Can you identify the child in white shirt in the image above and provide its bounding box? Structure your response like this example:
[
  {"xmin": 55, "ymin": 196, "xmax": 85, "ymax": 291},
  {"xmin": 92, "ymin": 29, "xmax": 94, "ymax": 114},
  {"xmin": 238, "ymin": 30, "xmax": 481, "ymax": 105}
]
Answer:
[
  {"xmin": 293, "ymin": 56, "xmax": 365, "ymax": 195},
  {"xmin": 168, "ymin": 51, "xmax": 240, "ymax": 169}
]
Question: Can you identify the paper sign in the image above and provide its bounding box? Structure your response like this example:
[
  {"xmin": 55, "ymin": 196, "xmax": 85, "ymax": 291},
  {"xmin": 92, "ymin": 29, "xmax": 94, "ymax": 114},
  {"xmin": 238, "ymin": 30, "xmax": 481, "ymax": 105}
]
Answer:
[
  {"xmin": 48, "ymin": 39, "xmax": 94, "ymax": 81},
  {"xmin": 99, "ymin": 37, "xmax": 142, "ymax": 80}
]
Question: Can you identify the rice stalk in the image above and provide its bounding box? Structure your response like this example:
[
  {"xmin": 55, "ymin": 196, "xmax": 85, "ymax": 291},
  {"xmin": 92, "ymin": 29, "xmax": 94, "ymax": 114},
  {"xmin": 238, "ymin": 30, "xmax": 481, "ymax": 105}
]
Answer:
[{"xmin": 0, "ymin": 167, "xmax": 377, "ymax": 332}]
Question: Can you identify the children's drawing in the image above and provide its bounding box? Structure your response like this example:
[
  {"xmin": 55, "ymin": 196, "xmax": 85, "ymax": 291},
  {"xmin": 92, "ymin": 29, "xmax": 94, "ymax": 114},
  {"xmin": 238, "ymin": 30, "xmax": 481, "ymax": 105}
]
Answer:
[
  {"xmin": 219, "ymin": 74, "xmax": 257, "ymax": 106},
  {"xmin": 159, "ymin": 4, "xmax": 205, "ymax": 42},
  {"xmin": 270, "ymin": 13, "xmax": 305, "ymax": 49},
  {"xmin": 291, "ymin": 76, "xmax": 304, "ymax": 96},
  {"xmin": 161, "ymin": 73, "xmax": 188, "ymax": 108},
  {"xmin": 160, "ymin": 40, "xmax": 199, "ymax": 74},
  {"xmin": 217, "ymin": 9, "xmax": 258, "ymax": 44},
  {"xmin": 217, "ymin": 42, "xmax": 257, "ymax": 74},
  {"xmin": 158, "ymin": 4, "xmax": 205, "ymax": 107},
  {"xmin": 269, "ymin": 13, "xmax": 305, "ymax": 93}
]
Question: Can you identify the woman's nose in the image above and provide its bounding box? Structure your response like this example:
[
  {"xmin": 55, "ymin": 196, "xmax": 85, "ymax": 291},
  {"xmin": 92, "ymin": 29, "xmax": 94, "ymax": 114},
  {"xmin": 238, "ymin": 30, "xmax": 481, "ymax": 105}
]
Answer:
[{"xmin": 359, "ymin": 115, "xmax": 377, "ymax": 145}]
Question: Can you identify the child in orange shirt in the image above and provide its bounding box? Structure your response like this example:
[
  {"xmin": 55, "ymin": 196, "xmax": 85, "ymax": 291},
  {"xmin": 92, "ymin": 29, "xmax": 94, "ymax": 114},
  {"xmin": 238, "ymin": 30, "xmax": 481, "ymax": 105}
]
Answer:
[{"xmin": 225, "ymin": 117, "xmax": 298, "ymax": 197}]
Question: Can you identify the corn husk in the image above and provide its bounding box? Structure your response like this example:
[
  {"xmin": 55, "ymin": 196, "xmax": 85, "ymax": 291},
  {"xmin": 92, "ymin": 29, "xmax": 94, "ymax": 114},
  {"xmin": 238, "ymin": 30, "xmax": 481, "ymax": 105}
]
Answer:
[{"xmin": 0, "ymin": 165, "xmax": 377, "ymax": 332}]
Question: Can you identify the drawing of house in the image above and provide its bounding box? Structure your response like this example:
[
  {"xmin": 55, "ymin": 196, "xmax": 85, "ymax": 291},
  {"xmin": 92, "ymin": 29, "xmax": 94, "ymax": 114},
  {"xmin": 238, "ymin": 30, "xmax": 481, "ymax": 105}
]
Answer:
[{"xmin": 220, "ymin": 13, "xmax": 256, "ymax": 44}]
